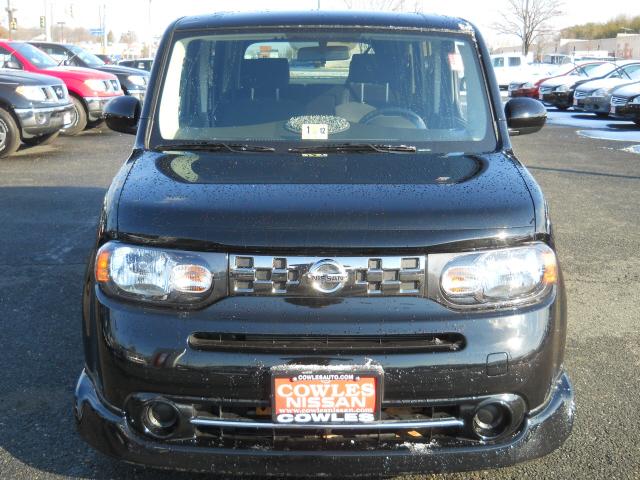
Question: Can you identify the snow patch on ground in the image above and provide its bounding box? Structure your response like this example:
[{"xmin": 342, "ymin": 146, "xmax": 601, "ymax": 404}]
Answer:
[
  {"xmin": 577, "ymin": 129, "xmax": 640, "ymax": 142},
  {"xmin": 621, "ymin": 144, "xmax": 640, "ymax": 155}
]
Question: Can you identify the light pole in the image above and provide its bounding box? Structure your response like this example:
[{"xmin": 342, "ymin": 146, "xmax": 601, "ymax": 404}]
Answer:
[
  {"xmin": 57, "ymin": 21, "xmax": 65, "ymax": 43},
  {"xmin": 6, "ymin": 0, "xmax": 16, "ymax": 40}
]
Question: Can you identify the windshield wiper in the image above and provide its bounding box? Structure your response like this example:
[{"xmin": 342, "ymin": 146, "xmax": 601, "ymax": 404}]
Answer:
[
  {"xmin": 154, "ymin": 142, "xmax": 276, "ymax": 153},
  {"xmin": 288, "ymin": 143, "xmax": 417, "ymax": 154},
  {"xmin": 59, "ymin": 53, "xmax": 79, "ymax": 66}
]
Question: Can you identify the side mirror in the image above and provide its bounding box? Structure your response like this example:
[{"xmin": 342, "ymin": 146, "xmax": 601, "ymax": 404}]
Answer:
[
  {"xmin": 505, "ymin": 97, "xmax": 547, "ymax": 135},
  {"xmin": 5, "ymin": 60, "xmax": 21, "ymax": 69},
  {"xmin": 104, "ymin": 95, "xmax": 140, "ymax": 135}
]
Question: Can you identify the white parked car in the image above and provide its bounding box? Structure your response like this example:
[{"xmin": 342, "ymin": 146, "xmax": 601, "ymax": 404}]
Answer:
[{"xmin": 491, "ymin": 54, "xmax": 530, "ymax": 89}]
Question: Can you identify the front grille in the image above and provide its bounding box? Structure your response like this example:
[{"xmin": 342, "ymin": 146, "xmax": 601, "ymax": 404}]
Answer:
[
  {"xmin": 611, "ymin": 95, "xmax": 628, "ymax": 106},
  {"xmin": 229, "ymin": 254, "xmax": 426, "ymax": 297},
  {"xmin": 188, "ymin": 333, "xmax": 465, "ymax": 354},
  {"xmin": 51, "ymin": 85, "xmax": 66, "ymax": 100},
  {"xmin": 191, "ymin": 404, "xmax": 463, "ymax": 450}
]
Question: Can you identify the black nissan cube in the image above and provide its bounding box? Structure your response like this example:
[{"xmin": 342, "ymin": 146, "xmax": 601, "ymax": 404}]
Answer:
[{"xmin": 75, "ymin": 11, "xmax": 573, "ymax": 476}]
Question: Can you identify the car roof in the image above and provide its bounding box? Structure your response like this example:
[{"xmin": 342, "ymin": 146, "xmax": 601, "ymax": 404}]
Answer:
[{"xmin": 174, "ymin": 10, "xmax": 474, "ymax": 33}]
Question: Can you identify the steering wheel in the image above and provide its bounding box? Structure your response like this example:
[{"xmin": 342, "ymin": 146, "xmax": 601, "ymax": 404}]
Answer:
[{"xmin": 359, "ymin": 108, "xmax": 427, "ymax": 129}]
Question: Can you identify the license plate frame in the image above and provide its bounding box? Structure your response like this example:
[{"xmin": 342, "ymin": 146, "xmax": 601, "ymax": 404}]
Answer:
[{"xmin": 271, "ymin": 366, "xmax": 383, "ymax": 425}]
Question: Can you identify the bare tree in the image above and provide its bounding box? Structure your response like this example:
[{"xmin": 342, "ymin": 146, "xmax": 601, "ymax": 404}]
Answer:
[
  {"xmin": 493, "ymin": 0, "xmax": 563, "ymax": 55},
  {"xmin": 343, "ymin": 0, "xmax": 423, "ymax": 12}
]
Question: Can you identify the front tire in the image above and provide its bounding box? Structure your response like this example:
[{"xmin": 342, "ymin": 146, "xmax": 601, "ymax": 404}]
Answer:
[
  {"xmin": 0, "ymin": 107, "xmax": 21, "ymax": 159},
  {"xmin": 61, "ymin": 96, "xmax": 87, "ymax": 136},
  {"xmin": 22, "ymin": 130, "xmax": 60, "ymax": 146},
  {"xmin": 595, "ymin": 112, "xmax": 609, "ymax": 118},
  {"xmin": 556, "ymin": 105, "xmax": 569, "ymax": 111}
]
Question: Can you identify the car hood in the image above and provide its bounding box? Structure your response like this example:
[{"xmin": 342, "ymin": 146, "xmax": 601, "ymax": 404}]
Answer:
[
  {"xmin": 0, "ymin": 68, "xmax": 63, "ymax": 86},
  {"xmin": 541, "ymin": 75, "xmax": 584, "ymax": 88},
  {"xmin": 94, "ymin": 64, "xmax": 150, "ymax": 77},
  {"xmin": 576, "ymin": 77, "xmax": 635, "ymax": 93},
  {"xmin": 610, "ymin": 81, "xmax": 640, "ymax": 98},
  {"xmin": 115, "ymin": 151, "xmax": 537, "ymax": 250},
  {"xmin": 41, "ymin": 66, "xmax": 117, "ymax": 80}
]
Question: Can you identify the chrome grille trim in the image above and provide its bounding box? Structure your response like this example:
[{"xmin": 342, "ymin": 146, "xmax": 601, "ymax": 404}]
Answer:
[
  {"xmin": 611, "ymin": 96, "xmax": 628, "ymax": 106},
  {"xmin": 190, "ymin": 416, "xmax": 464, "ymax": 430},
  {"xmin": 229, "ymin": 255, "xmax": 426, "ymax": 297}
]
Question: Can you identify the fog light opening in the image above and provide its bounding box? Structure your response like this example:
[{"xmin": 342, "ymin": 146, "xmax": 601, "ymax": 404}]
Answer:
[
  {"xmin": 142, "ymin": 400, "xmax": 180, "ymax": 437},
  {"xmin": 472, "ymin": 402, "xmax": 512, "ymax": 440}
]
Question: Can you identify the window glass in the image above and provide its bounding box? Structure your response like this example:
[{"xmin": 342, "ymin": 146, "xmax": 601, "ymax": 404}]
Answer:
[
  {"xmin": 0, "ymin": 46, "xmax": 22, "ymax": 69},
  {"xmin": 67, "ymin": 45, "xmax": 105, "ymax": 67},
  {"xmin": 9, "ymin": 42, "xmax": 57, "ymax": 68},
  {"xmin": 492, "ymin": 57, "xmax": 504, "ymax": 68},
  {"xmin": 156, "ymin": 30, "xmax": 496, "ymax": 153},
  {"xmin": 508, "ymin": 57, "xmax": 521, "ymax": 67}
]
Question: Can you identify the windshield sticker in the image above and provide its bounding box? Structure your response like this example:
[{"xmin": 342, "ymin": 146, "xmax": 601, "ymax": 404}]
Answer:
[
  {"xmin": 301, "ymin": 123, "xmax": 329, "ymax": 140},
  {"xmin": 448, "ymin": 53, "xmax": 463, "ymax": 72}
]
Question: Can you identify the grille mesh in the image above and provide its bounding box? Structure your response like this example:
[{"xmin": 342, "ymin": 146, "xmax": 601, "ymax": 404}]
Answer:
[{"xmin": 229, "ymin": 255, "xmax": 426, "ymax": 297}]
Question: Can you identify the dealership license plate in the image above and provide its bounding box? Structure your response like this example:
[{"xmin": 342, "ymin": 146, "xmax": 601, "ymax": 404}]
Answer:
[
  {"xmin": 610, "ymin": 104, "xmax": 616, "ymax": 115},
  {"xmin": 271, "ymin": 367, "xmax": 382, "ymax": 425}
]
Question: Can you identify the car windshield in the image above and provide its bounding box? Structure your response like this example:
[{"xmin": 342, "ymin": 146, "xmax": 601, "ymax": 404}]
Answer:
[
  {"xmin": 155, "ymin": 29, "xmax": 496, "ymax": 153},
  {"xmin": 10, "ymin": 42, "xmax": 57, "ymax": 68},
  {"xmin": 587, "ymin": 63, "xmax": 616, "ymax": 77},
  {"xmin": 67, "ymin": 45, "xmax": 105, "ymax": 67}
]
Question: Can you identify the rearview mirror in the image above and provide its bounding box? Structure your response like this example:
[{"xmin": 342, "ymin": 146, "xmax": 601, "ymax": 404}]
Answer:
[
  {"xmin": 297, "ymin": 46, "xmax": 350, "ymax": 62},
  {"xmin": 104, "ymin": 95, "xmax": 140, "ymax": 135},
  {"xmin": 505, "ymin": 97, "xmax": 547, "ymax": 135}
]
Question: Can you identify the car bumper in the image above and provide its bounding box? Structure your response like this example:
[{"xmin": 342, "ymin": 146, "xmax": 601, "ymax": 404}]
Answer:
[
  {"xmin": 75, "ymin": 368, "xmax": 574, "ymax": 476},
  {"xmin": 540, "ymin": 91, "xmax": 572, "ymax": 107},
  {"xmin": 509, "ymin": 89, "xmax": 538, "ymax": 98},
  {"xmin": 609, "ymin": 103, "xmax": 640, "ymax": 120},
  {"xmin": 573, "ymin": 96, "xmax": 610, "ymax": 113},
  {"xmin": 77, "ymin": 277, "xmax": 571, "ymax": 475},
  {"xmin": 125, "ymin": 89, "xmax": 146, "ymax": 104},
  {"xmin": 14, "ymin": 103, "xmax": 74, "ymax": 138},
  {"xmin": 84, "ymin": 95, "xmax": 122, "ymax": 122}
]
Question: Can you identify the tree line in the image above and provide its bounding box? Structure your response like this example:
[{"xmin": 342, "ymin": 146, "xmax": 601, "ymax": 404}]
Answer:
[{"xmin": 561, "ymin": 15, "xmax": 640, "ymax": 40}]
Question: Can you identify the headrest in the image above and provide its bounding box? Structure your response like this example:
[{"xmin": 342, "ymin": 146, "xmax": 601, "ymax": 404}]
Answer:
[
  {"xmin": 348, "ymin": 54, "xmax": 387, "ymax": 84},
  {"xmin": 240, "ymin": 59, "xmax": 290, "ymax": 90}
]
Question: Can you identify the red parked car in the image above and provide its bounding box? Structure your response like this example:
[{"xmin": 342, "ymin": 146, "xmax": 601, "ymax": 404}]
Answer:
[
  {"xmin": 0, "ymin": 41, "xmax": 123, "ymax": 135},
  {"xmin": 508, "ymin": 62, "xmax": 601, "ymax": 100}
]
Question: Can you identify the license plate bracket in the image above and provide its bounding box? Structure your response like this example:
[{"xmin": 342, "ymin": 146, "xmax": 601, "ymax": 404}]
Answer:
[{"xmin": 271, "ymin": 365, "xmax": 383, "ymax": 425}]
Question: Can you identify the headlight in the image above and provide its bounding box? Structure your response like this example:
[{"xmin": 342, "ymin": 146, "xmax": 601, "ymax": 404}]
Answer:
[
  {"xmin": 555, "ymin": 84, "xmax": 572, "ymax": 93},
  {"xmin": 591, "ymin": 88, "xmax": 610, "ymax": 97},
  {"xmin": 127, "ymin": 75, "xmax": 146, "ymax": 87},
  {"xmin": 84, "ymin": 79, "xmax": 108, "ymax": 92},
  {"xmin": 95, "ymin": 242, "xmax": 217, "ymax": 305},
  {"xmin": 631, "ymin": 96, "xmax": 640, "ymax": 105},
  {"xmin": 431, "ymin": 243, "xmax": 557, "ymax": 310},
  {"xmin": 523, "ymin": 82, "xmax": 535, "ymax": 89},
  {"xmin": 15, "ymin": 85, "xmax": 47, "ymax": 101}
]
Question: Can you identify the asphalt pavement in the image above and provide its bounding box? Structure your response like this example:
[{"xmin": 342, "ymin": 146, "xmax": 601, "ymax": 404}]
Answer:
[{"xmin": 0, "ymin": 113, "xmax": 638, "ymax": 479}]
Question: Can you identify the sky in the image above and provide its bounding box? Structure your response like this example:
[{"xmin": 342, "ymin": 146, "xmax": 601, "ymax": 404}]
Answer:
[{"xmin": 7, "ymin": 0, "xmax": 640, "ymax": 47}]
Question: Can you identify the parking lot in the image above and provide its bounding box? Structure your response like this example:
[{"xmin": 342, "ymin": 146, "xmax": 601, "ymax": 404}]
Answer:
[{"xmin": 0, "ymin": 111, "xmax": 638, "ymax": 479}]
